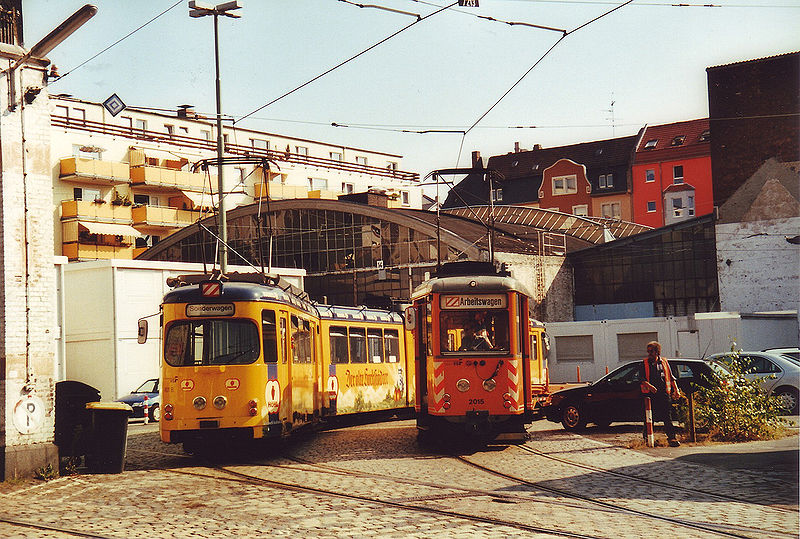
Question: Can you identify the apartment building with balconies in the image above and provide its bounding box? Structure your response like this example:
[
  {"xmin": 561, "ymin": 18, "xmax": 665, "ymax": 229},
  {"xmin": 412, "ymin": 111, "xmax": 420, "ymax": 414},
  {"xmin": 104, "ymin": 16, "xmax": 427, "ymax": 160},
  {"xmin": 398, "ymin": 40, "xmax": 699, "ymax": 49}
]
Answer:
[{"xmin": 50, "ymin": 94, "xmax": 421, "ymax": 260}]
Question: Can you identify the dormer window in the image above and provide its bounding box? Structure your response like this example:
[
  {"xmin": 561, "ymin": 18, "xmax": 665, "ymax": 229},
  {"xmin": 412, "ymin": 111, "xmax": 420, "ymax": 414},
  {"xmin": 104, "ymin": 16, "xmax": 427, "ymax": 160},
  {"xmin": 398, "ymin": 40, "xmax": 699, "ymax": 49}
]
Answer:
[
  {"xmin": 671, "ymin": 135, "xmax": 686, "ymax": 146},
  {"xmin": 599, "ymin": 174, "xmax": 614, "ymax": 188},
  {"xmin": 644, "ymin": 139, "xmax": 658, "ymax": 149},
  {"xmin": 699, "ymin": 130, "xmax": 710, "ymax": 142}
]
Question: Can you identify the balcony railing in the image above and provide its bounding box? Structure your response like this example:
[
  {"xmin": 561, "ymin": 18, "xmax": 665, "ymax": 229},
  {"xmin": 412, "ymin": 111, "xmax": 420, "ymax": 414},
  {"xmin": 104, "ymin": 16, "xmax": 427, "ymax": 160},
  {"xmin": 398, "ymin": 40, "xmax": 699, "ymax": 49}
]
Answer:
[
  {"xmin": 63, "ymin": 242, "xmax": 134, "ymax": 261},
  {"xmin": 254, "ymin": 183, "xmax": 336, "ymax": 200},
  {"xmin": 52, "ymin": 114, "xmax": 420, "ymax": 182},
  {"xmin": 130, "ymin": 166, "xmax": 210, "ymax": 191},
  {"xmin": 132, "ymin": 205, "xmax": 211, "ymax": 228},
  {"xmin": 60, "ymin": 157, "xmax": 130, "ymax": 184},
  {"xmin": 61, "ymin": 200, "xmax": 133, "ymax": 223}
]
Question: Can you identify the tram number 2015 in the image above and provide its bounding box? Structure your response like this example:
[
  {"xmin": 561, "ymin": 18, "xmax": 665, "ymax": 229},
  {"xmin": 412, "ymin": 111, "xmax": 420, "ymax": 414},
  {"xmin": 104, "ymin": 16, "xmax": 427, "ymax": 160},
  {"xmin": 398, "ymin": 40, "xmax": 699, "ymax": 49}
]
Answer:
[{"xmin": 468, "ymin": 399, "xmax": 485, "ymax": 405}]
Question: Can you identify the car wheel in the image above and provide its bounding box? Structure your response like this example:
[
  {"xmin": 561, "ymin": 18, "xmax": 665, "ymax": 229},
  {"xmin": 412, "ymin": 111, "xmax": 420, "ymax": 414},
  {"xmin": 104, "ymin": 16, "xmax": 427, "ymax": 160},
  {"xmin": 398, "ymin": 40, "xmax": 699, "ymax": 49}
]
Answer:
[
  {"xmin": 774, "ymin": 387, "xmax": 798, "ymax": 415},
  {"xmin": 561, "ymin": 402, "xmax": 587, "ymax": 431},
  {"xmin": 149, "ymin": 404, "xmax": 160, "ymax": 422}
]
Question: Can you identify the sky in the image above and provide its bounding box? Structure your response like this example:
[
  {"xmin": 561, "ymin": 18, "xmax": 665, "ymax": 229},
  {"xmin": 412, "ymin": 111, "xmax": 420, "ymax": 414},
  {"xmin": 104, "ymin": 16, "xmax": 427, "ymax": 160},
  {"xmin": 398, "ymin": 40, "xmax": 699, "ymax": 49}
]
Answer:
[{"xmin": 23, "ymin": 0, "xmax": 799, "ymax": 180}]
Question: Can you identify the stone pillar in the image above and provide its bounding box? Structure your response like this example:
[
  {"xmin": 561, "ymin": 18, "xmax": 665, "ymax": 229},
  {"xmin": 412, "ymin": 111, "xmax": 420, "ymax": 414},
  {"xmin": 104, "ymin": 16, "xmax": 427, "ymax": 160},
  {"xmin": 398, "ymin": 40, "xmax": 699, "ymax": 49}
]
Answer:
[{"xmin": 0, "ymin": 43, "xmax": 59, "ymax": 480}]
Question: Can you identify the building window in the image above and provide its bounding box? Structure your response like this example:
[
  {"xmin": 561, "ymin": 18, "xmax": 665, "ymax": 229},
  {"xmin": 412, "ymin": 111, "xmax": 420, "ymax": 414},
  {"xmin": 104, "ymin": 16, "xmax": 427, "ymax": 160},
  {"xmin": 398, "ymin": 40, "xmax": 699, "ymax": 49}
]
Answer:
[
  {"xmin": 601, "ymin": 202, "xmax": 621, "ymax": 219},
  {"xmin": 74, "ymin": 187, "xmax": 101, "ymax": 202},
  {"xmin": 309, "ymin": 178, "xmax": 328, "ymax": 190},
  {"xmin": 165, "ymin": 124, "xmax": 175, "ymax": 136},
  {"xmin": 552, "ymin": 175, "xmax": 577, "ymax": 195},
  {"xmin": 401, "ymin": 190, "xmax": 410, "ymax": 206},
  {"xmin": 491, "ymin": 188, "xmax": 503, "ymax": 202},
  {"xmin": 73, "ymin": 144, "xmax": 102, "ymax": 160},
  {"xmin": 201, "ymin": 130, "xmax": 211, "ymax": 140},
  {"xmin": 55, "ymin": 105, "xmax": 69, "ymax": 117},
  {"xmin": 671, "ymin": 135, "xmax": 686, "ymax": 146},
  {"xmin": 644, "ymin": 139, "xmax": 658, "ymax": 149},
  {"xmin": 572, "ymin": 204, "xmax": 588, "ymax": 216},
  {"xmin": 235, "ymin": 167, "xmax": 246, "ymax": 183},
  {"xmin": 688, "ymin": 196, "xmax": 695, "ymax": 216},
  {"xmin": 672, "ymin": 197, "xmax": 683, "ymax": 217},
  {"xmin": 355, "ymin": 156, "xmax": 368, "ymax": 166},
  {"xmin": 179, "ymin": 126, "xmax": 189, "ymax": 135},
  {"xmin": 134, "ymin": 194, "xmax": 158, "ymax": 206},
  {"xmin": 647, "ymin": 201, "xmax": 656, "ymax": 212},
  {"xmin": 342, "ymin": 182, "xmax": 354, "ymax": 194},
  {"xmin": 135, "ymin": 119, "xmax": 147, "ymax": 133},
  {"xmin": 645, "ymin": 169, "xmax": 655, "ymax": 183},
  {"xmin": 673, "ymin": 165, "xmax": 684, "ymax": 184},
  {"xmin": 250, "ymin": 139, "xmax": 268, "ymax": 150},
  {"xmin": 387, "ymin": 161, "xmax": 398, "ymax": 171},
  {"xmin": 698, "ymin": 130, "xmax": 710, "ymax": 142},
  {"xmin": 599, "ymin": 174, "xmax": 613, "ymax": 188},
  {"xmin": 71, "ymin": 108, "xmax": 86, "ymax": 124},
  {"xmin": 295, "ymin": 146, "xmax": 308, "ymax": 156},
  {"xmin": 330, "ymin": 151, "xmax": 343, "ymax": 161}
]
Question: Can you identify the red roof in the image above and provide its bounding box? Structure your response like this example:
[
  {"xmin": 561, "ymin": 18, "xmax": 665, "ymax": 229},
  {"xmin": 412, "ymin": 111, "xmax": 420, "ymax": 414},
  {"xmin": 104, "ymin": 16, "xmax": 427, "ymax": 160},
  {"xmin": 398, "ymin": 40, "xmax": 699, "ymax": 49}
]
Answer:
[{"xmin": 635, "ymin": 119, "xmax": 710, "ymax": 163}]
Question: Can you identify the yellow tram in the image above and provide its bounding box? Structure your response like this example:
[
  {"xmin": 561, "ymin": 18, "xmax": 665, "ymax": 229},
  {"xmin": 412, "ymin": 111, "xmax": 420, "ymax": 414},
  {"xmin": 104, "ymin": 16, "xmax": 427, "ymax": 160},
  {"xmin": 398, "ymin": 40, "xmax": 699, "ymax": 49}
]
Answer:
[{"xmin": 151, "ymin": 273, "xmax": 413, "ymax": 451}]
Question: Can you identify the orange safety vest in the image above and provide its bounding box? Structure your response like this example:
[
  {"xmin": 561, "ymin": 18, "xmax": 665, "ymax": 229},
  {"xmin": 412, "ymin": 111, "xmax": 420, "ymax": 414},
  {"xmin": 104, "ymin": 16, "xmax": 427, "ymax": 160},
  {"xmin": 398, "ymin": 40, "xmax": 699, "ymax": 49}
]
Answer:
[{"xmin": 642, "ymin": 356, "xmax": 678, "ymax": 395}]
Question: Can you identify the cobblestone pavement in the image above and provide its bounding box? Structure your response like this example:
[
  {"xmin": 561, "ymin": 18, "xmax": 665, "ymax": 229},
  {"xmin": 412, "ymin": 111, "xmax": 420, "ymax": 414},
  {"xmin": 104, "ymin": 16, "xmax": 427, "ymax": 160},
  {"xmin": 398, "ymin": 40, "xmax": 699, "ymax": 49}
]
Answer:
[{"xmin": 0, "ymin": 420, "xmax": 796, "ymax": 538}]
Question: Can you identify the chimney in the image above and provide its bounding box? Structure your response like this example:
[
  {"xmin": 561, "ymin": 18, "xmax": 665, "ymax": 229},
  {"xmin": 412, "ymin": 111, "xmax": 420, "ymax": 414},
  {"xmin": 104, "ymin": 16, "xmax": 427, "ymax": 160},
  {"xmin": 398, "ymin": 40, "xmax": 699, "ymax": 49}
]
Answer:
[
  {"xmin": 514, "ymin": 142, "xmax": 521, "ymax": 153},
  {"xmin": 177, "ymin": 104, "xmax": 195, "ymax": 118},
  {"xmin": 472, "ymin": 150, "xmax": 483, "ymax": 168},
  {"xmin": 533, "ymin": 144, "xmax": 542, "ymax": 150}
]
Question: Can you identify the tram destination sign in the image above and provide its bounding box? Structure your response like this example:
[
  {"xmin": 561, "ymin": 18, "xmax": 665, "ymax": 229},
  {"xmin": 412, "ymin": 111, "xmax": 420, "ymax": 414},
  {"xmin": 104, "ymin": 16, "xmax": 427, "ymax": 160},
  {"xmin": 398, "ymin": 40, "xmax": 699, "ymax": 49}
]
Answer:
[
  {"xmin": 186, "ymin": 303, "xmax": 235, "ymax": 317},
  {"xmin": 440, "ymin": 294, "xmax": 506, "ymax": 310}
]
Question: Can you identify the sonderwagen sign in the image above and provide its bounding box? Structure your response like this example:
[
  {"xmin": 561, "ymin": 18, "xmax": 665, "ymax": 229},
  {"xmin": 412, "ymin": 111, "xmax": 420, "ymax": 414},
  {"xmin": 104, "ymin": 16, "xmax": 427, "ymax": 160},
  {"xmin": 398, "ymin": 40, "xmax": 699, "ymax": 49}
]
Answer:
[
  {"xmin": 186, "ymin": 303, "xmax": 235, "ymax": 317},
  {"xmin": 440, "ymin": 294, "xmax": 507, "ymax": 310}
]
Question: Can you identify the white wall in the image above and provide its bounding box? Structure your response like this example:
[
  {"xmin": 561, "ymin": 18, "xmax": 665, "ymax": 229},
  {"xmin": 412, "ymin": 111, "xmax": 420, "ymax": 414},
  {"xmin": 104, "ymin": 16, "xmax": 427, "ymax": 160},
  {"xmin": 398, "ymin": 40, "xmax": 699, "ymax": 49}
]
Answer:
[
  {"xmin": 63, "ymin": 260, "xmax": 305, "ymax": 400},
  {"xmin": 545, "ymin": 311, "xmax": 799, "ymax": 383}
]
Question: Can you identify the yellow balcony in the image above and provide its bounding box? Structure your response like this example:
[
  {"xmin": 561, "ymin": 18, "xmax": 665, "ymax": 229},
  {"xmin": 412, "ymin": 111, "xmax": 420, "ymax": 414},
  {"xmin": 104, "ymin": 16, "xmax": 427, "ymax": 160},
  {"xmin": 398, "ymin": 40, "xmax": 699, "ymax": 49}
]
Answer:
[
  {"xmin": 62, "ymin": 242, "xmax": 135, "ymax": 261},
  {"xmin": 130, "ymin": 165, "xmax": 210, "ymax": 191},
  {"xmin": 254, "ymin": 182, "xmax": 333, "ymax": 200},
  {"xmin": 132, "ymin": 205, "xmax": 210, "ymax": 228},
  {"xmin": 61, "ymin": 200, "xmax": 133, "ymax": 223},
  {"xmin": 60, "ymin": 157, "xmax": 130, "ymax": 185},
  {"xmin": 307, "ymin": 189, "xmax": 338, "ymax": 200}
]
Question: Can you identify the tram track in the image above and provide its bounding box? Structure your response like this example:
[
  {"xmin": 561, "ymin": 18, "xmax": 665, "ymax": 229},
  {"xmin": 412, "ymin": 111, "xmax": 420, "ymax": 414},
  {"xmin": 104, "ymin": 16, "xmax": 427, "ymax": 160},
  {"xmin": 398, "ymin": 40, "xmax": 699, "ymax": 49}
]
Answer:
[
  {"xmin": 0, "ymin": 516, "xmax": 116, "ymax": 538},
  {"xmin": 168, "ymin": 464, "xmax": 601, "ymax": 538},
  {"xmin": 514, "ymin": 443, "xmax": 797, "ymax": 512}
]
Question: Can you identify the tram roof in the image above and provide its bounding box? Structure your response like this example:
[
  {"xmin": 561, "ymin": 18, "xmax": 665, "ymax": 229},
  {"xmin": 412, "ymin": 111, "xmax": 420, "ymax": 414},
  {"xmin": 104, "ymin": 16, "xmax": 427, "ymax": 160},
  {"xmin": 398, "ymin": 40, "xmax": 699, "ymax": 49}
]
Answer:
[
  {"xmin": 316, "ymin": 304, "xmax": 403, "ymax": 323},
  {"xmin": 411, "ymin": 273, "xmax": 534, "ymax": 300},
  {"xmin": 163, "ymin": 281, "xmax": 317, "ymax": 313}
]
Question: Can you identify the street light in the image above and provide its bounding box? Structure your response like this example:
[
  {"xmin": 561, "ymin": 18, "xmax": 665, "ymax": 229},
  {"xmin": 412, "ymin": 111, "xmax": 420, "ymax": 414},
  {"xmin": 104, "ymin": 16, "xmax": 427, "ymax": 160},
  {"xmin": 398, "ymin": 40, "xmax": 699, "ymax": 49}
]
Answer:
[{"xmin": 188, "ymin": 0, "xmax": 241, "ymax": 273}]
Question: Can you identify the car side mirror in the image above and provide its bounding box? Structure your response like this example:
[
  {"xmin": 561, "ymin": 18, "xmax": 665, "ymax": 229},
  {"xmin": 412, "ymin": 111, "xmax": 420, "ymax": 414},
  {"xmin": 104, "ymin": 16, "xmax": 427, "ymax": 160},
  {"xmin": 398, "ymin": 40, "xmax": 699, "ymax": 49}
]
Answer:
[{"xmin": 137, "ymin": 319, "xmax": 148, "ymax": 344}]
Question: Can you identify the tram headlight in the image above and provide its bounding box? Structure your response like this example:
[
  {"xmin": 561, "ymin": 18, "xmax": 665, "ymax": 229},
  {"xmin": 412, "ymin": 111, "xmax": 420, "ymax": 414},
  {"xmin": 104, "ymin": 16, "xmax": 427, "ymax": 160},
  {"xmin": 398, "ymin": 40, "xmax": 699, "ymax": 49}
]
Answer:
[
  {"xmin": 213, "ymin": 396, "xmax": 227, "ymax": 410},
  {"xmin": 482, "ymin": 378, "xmax": 497, "ymax": 392},
  {"xmin": 193, "ymin": 396, "xmax": 207, "ymax": 410},
  {"xmin": 443, "ymin": 393, "xmax": 451, "ymax": 402},
  {"xmin": 456, "ymin": 379, "xmax": 470, "ymax": 392}
]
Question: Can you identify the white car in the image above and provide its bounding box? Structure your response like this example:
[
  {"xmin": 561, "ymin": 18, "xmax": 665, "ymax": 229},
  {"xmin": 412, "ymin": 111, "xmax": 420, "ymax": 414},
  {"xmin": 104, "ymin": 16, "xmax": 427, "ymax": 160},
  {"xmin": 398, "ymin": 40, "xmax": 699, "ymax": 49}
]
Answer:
[{"xmin": 707, "ymin": 351, "xmax": 800, "ymax": 415}]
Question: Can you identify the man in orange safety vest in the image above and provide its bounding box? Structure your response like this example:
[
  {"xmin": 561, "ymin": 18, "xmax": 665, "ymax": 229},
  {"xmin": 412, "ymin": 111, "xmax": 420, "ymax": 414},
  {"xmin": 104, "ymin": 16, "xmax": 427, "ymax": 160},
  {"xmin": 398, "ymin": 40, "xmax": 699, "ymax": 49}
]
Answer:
[{"xmin": 641, "ymin": 341, "xmax": 681, "ymax": 447}]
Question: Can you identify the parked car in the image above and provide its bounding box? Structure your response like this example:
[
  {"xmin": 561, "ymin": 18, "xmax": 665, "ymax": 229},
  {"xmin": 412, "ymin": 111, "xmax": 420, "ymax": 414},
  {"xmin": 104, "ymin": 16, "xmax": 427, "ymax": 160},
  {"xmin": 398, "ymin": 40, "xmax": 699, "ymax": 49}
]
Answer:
[
  {"xmin": 544, "ymin": 359, "xmax": 726, "ymax": 431},
  {"xmin": 762, "ymin": 347, "xmax": 800, "ymax": 361},
  {"xmin": 707, "ymin": 351, "xmax": 799, "ymax": 414},
  {"xmin": 116, "ymin": 378, "xmax": 160, "ymax": 422}
]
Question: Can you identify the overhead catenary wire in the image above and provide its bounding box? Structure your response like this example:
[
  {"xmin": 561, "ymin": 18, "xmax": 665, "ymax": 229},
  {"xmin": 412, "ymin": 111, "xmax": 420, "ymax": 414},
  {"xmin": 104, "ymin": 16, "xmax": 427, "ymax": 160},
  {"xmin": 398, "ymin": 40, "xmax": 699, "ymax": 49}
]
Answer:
[{"xmin": 235, "ymin": 1, "xmax": 460, "ymax": 124}]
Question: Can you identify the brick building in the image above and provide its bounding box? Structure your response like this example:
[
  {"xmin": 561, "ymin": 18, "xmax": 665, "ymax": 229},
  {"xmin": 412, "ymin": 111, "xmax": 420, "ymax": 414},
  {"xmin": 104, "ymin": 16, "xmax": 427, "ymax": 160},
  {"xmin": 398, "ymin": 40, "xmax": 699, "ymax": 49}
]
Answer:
[{"xmin": 707, "ymin": 52, "xmax": 800, "ymax": 208}]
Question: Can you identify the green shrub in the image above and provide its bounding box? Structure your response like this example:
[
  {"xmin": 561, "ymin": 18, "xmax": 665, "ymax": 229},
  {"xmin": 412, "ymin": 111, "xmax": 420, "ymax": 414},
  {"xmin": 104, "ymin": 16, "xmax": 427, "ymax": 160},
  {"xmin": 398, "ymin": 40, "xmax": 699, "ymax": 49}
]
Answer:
[{"xmin": 693, "ymin": 350, "xmax": 785, "ymax": 441}]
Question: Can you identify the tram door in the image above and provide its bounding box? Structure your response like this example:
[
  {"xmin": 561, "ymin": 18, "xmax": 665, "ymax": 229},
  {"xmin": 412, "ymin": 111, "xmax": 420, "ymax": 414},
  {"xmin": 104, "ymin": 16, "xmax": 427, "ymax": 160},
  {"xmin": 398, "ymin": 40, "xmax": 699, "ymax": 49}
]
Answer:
[{"xmin": 279, "ymin": 310, "xmax": 292, "ymax": 428}]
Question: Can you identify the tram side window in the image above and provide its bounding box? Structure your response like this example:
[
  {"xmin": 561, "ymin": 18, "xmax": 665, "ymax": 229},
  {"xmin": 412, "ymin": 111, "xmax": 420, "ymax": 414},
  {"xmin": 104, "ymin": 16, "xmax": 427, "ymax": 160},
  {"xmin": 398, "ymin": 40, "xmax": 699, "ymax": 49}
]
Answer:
[
  {"xmin": 291, "ymin": 316, "xmax": 313, "ymax": 364},
  {"xmin": 367, "ymin": 328, "xmax": 383, "ymax": 363},
  {"xmin": 531, "ymin": 334, "xmax": 539, "ymax": 363},
  {"xmin": 330, "ymin": 326, "xmax": 349, "ymax": 364},
  {"xmin": 280, "ymin": 315, "xmax": 288, "ymax": 364},
  {"xmin": 384, "ymin": 329, "xmax": 400, "ymax": 363},
  {"xmin": 262, "ymin": 310, "xmax": 278, "ymax": 363},
  {"xmin": 349, "ymin": 327, "xmax": 367, "ymax": 363}
]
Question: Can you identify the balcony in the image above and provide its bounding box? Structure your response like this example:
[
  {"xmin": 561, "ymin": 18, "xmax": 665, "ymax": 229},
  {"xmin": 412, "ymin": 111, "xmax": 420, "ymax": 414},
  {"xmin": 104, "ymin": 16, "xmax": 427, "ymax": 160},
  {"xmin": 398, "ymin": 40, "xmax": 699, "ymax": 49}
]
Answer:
[
  {"xmin": 132, "ymin": 204, "xmax": 211, "ymax": 229},
  {"xmin": 61, "ymin": 200, "xmax": 133, "ymax": 223},
  {"xmin": 62, "ymin": 242, "xmax": 135, "ymax": 260},
  {"xmin": 60, "ymin": 157, "xmax": 130, "ymax": 185},
  {"xmin": 254, "ymin": 183, "xmax": 336, "ymax": 200},
  {"xmin": 130, "ymin": 165, "xmax": 210, "ymax": 191}
]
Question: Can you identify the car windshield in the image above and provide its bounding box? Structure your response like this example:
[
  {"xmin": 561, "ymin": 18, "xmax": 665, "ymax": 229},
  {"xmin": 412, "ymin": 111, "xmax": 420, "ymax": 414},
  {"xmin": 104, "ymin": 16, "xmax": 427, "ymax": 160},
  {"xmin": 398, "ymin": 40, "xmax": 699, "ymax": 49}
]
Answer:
[
  {"xmin": 134, "ymin": 379, "xmax": 157, "ymax": 393},
  {"xmin": 438, "ymin": 310, "xmax": 510, "ymax": 353},
  {"xmin": 165, "ymin": 319, "xmax": 260, "ymax": 366}
]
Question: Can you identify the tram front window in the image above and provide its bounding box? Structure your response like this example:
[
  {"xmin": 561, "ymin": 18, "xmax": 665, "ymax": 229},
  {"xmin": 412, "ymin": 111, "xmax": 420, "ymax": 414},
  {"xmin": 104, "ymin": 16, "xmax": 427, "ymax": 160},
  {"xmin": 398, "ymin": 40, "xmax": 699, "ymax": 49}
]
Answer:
[
  {"xmin": 164, "ymin": 319, "xmax": 260, "ymax": 366},
  {"xmin": 439, "ymin": 310, "xmax": 510, "ymax": 353}
]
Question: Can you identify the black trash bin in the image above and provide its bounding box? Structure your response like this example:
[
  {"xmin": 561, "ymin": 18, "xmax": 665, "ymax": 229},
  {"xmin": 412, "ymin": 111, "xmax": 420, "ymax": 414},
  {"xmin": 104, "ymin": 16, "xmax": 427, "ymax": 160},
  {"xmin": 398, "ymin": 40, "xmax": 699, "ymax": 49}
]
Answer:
[
  {"xmin": 55, "ymin": 381, "xmax": 101, "ymax": 460},
  {"xmin": 85, "ymin": 402, "xmax": 132, "ymax": 474}
]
